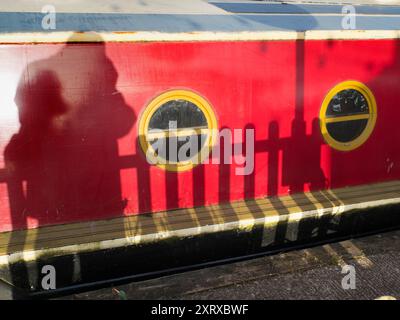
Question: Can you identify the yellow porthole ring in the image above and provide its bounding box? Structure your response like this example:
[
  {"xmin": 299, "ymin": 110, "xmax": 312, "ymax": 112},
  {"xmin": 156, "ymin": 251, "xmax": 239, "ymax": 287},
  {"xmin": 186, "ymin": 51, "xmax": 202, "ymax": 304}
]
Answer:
[
  {"xmin": 319, "ymin": 80, "xmax": 377, "ymax": 151},
  {"xmin": 138, "ymin": 89, "xmax": 218, "ymax": 172}
]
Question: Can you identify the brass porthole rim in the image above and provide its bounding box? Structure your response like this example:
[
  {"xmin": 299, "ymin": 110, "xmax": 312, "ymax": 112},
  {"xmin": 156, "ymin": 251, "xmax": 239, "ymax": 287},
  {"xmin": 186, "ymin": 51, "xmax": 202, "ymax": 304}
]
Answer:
[
  {"xmin": 138, "ymin": 89, "xmax": 218, "ymax": 172},
  {"xmin": 319, "ymin": 80, "xmax": 377, "ymax": 152}
]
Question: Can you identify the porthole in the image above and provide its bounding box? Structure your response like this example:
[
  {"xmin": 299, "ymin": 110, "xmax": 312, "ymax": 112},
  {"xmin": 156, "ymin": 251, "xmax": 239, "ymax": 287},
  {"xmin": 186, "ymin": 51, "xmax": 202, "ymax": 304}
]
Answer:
[
  {"xmin": 139, "ymin": 89, "xmax": 217, "ymax": 172},
  {"xmin": 319, "ymin": 81, "xmax": 377, "ymax": 151}
]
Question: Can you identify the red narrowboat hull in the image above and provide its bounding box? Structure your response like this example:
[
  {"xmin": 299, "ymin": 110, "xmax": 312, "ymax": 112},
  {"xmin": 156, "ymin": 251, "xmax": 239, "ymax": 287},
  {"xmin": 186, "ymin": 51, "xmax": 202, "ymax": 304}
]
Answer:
[{"xmin": 0, "ymin": 39, "xmax": 399, "ymax": 232}]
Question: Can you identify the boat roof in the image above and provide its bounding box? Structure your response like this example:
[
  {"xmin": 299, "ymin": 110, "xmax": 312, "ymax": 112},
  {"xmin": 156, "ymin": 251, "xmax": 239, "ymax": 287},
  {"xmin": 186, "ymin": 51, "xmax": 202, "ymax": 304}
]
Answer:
[{"xmin": 2, "ymin": 0, "xmax": 400, "ymax": 42}]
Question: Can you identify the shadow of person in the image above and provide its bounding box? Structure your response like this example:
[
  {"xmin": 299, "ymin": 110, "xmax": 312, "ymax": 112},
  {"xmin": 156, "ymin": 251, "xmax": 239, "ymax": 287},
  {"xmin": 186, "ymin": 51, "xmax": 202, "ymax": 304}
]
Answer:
[{"xmin": 4, "ymin": 33, "xmax": 136, "ymax": 297}]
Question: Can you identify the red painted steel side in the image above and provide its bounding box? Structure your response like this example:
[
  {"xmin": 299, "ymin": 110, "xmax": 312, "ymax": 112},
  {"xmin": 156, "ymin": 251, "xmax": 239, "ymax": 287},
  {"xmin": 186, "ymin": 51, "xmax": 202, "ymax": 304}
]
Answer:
[{"xmin": 0, "ymin": 39, "xmax": 399, "ymax": 232}]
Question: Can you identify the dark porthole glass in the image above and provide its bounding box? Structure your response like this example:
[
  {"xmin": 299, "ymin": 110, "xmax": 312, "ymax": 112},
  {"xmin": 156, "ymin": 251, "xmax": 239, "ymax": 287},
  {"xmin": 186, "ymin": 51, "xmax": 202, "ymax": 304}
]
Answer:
[
  {"xmin": 326, "ymin": 89, "xmax": 369, "ymax": 117},
  {"xmin": 147, "ymin": 99, "xmax": 208, "ymax": 162},
  {"xmin": 325, "ymin": 89, "xmax": 369, "ymax": 143},
  {"xmin": 149, "ymin": 100, "xmax": 207, "ymax": 130},
  {"xmin": 326, "ymin": 119, "xmax": 368, "ymax": 143}
]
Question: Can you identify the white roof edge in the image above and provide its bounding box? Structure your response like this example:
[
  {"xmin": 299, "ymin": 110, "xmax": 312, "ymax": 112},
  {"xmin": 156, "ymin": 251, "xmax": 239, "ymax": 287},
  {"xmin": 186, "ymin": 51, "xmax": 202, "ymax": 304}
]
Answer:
[{"xmin": 0, "ymin": 0, "xmax": 229, "ymax": 14}]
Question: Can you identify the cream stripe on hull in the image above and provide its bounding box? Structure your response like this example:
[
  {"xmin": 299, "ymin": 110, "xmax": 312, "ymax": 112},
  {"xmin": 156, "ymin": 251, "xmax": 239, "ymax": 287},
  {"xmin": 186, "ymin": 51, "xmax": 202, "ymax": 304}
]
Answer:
[{"xmin": 1, "ymin": 29, "xmax": 400, "ymax": 44}]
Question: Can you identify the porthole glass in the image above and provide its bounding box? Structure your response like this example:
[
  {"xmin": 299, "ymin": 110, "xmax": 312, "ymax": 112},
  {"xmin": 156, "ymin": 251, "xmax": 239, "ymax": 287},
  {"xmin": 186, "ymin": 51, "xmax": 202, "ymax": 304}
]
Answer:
[
  {"xmin": 139, "ymin": 90, "xmax": 217, "ymax": 172},
  {"xmin": 320, "ymin": 81, "xmax": 377, "ymax": 151}
]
